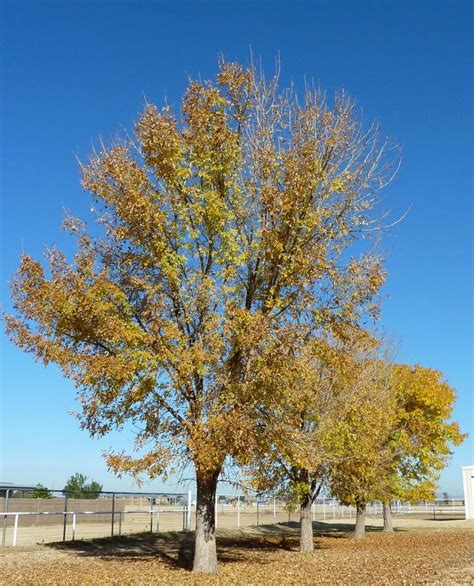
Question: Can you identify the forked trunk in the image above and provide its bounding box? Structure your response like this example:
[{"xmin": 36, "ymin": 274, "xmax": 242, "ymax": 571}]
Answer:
[
  {"xmin": 383, "ymin": 501, "xmax": 394, "ymax": 532},
  {"xmin": 299, "ymin": 495, "xmax": 314, "ymax": 552},
  {"xmin": 354, "ymin": 502, "xmax": 366, "ymax": 540},
  {"xmin": 192, "ymin": 469, "xmax": 220, "ymax": 573}
]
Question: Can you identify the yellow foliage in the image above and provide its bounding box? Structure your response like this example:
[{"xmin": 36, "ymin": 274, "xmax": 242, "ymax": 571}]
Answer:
[{"xmin": 4, "ymin": 58, "xmax": 396, "ymax": 486}]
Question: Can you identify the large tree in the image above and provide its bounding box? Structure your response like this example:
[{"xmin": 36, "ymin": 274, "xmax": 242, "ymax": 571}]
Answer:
[{"xmin": 5, "ymin": 59, "xmax": 395, "ymax": 573}]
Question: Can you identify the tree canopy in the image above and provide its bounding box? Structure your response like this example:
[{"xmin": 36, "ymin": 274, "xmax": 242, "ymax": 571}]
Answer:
[{"xmin": 379, "ymin": 364, "xmax": 465, "ymax": 503}]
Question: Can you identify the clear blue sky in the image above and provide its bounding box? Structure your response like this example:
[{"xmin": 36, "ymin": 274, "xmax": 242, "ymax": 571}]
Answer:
[{"xmin": 1, "ymin": 0, "xmax": 472, "ymax": 496}]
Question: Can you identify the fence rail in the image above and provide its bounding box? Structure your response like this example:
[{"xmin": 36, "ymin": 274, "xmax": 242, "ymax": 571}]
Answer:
[{"xmin": 0, "ymin": 489, "xmax": 466, "ymax": 547}]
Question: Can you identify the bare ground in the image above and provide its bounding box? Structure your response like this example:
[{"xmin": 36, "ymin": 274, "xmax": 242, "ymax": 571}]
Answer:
[{"xmin": 1, "ymin": 519, "xmax": 473, "ymax": 585}]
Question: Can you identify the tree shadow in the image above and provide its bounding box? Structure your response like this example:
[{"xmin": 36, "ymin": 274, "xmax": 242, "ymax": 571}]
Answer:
[
  {"xmin": 429, "ymin": 517, "xmax": 466, "ymax": 522},
  {"xmin": 44, "ymin": 521, "xmax": 382, "ymax": 571},
  {"xmin": 47, "ymin": 531, "xmax": 196, "ymax": 570}
]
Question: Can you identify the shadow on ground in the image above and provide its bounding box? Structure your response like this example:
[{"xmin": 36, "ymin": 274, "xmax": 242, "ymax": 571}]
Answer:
[
  {"xmin": 429, "ymin": 517, "xmax": 466, "ymax": 522},
  {"xmin": 44, "ymin": 521, "xmax": 384, "ymax": 571}
]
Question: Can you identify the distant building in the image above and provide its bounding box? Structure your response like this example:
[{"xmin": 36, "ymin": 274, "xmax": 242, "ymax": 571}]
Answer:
[
  {"xmin": 462, "ymin": 466, "xmax": 474, "ymax": 519},
  {"xmin": 0, "ymin": 484, "xmax": 36, "ymax": 498},
  {"xmin": 0, "ymin": 483, "xmax": 13, "ymax": 498}
]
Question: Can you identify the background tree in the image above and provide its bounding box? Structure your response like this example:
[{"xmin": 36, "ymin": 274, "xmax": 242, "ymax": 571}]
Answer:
[
  {"xmin": 377, "ymin": 364, "xmax": 466, "ymax": 531},
  {"xmin": 28, "ymin": 484, "xmax": 53, "ymax": 499},
  {"xmin": 5, "ymin": 58, "xmax": 396, "ymax": 573},
  {"xmin": 328, "ymin": 389, "xmax": 394, "ymax": 540},
  {"xmin": 248, "ymin": 329, "xmax": 390, "ymax": 550},
  {"xmin": 329, "ymin": 363, "xmax": 465, "ymax": 538},
  {"xmin": 63, "ymin": 473, "xmax": 102, "ymax": 499}
]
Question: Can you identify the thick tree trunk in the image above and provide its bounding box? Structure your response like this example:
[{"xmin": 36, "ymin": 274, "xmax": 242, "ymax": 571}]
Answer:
[
  {"xmin": 192, "ymin": 469, "xmax": 220, "ymax": 573},
  {"xmin": 383, "ymin": 501, "xmax": 394, "ymax": 532},
  {"xmin": 300, "ymin": 495, "xmax": 314, "ymax": 552},
  {"xmin": 354, "ymin": 502, "xmax": 366, "ymax": 540}
]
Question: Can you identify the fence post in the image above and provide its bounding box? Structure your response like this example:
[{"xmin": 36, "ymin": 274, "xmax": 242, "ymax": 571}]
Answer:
[
  {"xmin": 273, "ymin": 496, "xmax": 276, "ymax": 523},
  {"xmin": 237, "ymin": 495, "xmax": 240, "ymax": 528},
  {"xmin": 118, "ymin": 511, "xmax": 123, "ymax": 536},
  {"xmin": 2, "ymin": 489, "xmax": 9, "ymax": 547},
  {"xmin": 13, "ymin": 514, "xmax": 19, "ymax": 547},
  {"xmin": 182, "ymin": 494, "xmax": 188, "ymax": 531},
  {"xmin": 187, "ymin": 491, "xmax": 192, "ymax": 531},
  {"xmin": 72, "ymin": 513, "xmax": 76, "ymax": 541},
  {"xmin": 157, "ymin": 498, "xmax": 160, "ymax": 532},
  {"xmin": 62, "ymin": 495, "xmax": 68, "ymax": 542},
  {"xmin": 256, "ymin": 500, "xmax": 259, "ymax": 526},
  {"xmin": 111, "ymin": 493, "xmax": 115, "ymax": 538}
]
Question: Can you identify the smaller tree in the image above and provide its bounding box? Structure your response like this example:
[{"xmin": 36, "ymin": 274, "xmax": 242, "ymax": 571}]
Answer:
[
  {"xmin": 378, "ymin": 365, "xmax": 466, "ymax": 531},
  {"xmin": 28, "ymin": 484, "xmax": 53, "ymax": 499},
  {"xmin": 63, "ymin": 473, "xmax": 103, "ymax": 499},
  {"xmin": 328, "ymin": 386, "xmax": 394, "ymax": 540},
  {"xmin": 329, "ymin": 363, "xmax": 465, "ymax": 538},
  {"xmin": 246, "ymin": 328, "xmax": 389, "ymax": 550}
]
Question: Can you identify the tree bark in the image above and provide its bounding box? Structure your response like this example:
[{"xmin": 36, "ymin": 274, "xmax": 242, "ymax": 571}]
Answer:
[
  {"xmin": 383, "ymin": 501, "xmax": 394, "ymax": 532},
  {"xmin": 299, "ymin": 495, "xmax": 314, "ymax": 552},
  {"xmin": 354, "ymin": 502, "xmax": 366, "ymax": 540},
  {"xmin": 192, "ymin": 469, "xmax": 220, "ymax": 573}
]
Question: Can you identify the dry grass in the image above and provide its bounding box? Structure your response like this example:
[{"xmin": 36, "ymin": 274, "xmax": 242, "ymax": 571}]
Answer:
[{"xmin": 1, "ymin": 521, "xmax": 473, "ymax": 585}]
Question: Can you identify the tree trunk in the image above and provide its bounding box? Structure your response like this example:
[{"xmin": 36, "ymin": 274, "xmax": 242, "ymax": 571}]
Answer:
[
  {"xmin": 300, "ymin": 495, "xmax": 314, "ymax": 552},
  {"xmin": 354, "ymin": 502, "xmax": 366, "ymax": 540},
  {"xmin": 383, "ymin": 501, "xmax": 394, "ymax": 532},
  {"xmin": 192, "ymin": 469, "xmax": 220, "ymax": 573}
]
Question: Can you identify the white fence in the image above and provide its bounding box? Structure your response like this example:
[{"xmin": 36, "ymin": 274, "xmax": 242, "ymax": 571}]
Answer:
[
  {"xmin": 1, "ymin": 490, "xmax": 192, "ymax": 547},
  {"xmin": 1, "ymin": 493, "xmax": 466, "ymax": 547}
]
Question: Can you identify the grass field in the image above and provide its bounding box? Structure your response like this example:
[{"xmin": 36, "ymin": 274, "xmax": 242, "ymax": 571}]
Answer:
[{"xmin": 1, "ymin": 518, "xmax": 473, "ymax": 585}]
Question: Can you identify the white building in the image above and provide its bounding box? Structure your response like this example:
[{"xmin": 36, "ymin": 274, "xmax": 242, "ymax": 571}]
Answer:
[{"xmin": 462, "ymin": 466, "xmax": 474, "ymax": 519}]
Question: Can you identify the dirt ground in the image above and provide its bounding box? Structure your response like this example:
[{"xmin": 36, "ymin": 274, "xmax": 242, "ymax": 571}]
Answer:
[{"xmin": 1, "ymin": 518, "xmax": 473, "ymax": 585}]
